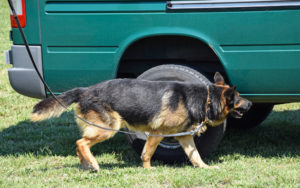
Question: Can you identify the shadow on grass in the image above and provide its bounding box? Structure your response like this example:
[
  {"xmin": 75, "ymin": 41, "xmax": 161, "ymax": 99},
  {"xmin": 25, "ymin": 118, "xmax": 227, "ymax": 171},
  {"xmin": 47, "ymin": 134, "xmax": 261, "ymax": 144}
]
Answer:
[
  {"xmin": 0, "ymin": 111, "xmax": 140, "ymax": 167},
  {"xmin": 214, "ymin": 110, "xmax": 300, "ymax": 159},
  {"xmin": 0, "ymin": 109, "xmax": 299, "ymax": 168}
]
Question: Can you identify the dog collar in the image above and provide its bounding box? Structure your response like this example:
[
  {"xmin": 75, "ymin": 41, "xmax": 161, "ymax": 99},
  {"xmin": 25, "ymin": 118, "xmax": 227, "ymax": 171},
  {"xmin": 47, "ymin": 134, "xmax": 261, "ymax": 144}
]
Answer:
[{"xmin": 204, "ymin": 85, "xmax": 211, "ymax": 125}]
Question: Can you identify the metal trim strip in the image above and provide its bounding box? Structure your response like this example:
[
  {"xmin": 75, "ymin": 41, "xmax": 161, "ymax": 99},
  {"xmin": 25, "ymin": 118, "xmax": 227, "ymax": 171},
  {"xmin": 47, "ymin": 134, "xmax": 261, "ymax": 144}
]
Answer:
[{"xmin": 167, "ymin": 0, "xmax": 300, "ymax": 10}]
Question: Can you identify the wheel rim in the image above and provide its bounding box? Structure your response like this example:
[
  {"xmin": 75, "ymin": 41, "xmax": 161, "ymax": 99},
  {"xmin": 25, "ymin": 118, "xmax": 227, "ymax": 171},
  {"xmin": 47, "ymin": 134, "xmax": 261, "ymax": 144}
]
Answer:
[
  {"xmin": 135, "ymin": 131, "xmax": 181, "ymax": 149},
  {"xmin": 160, "ymin": 137, "xmax": 181, "ymax": 149}
]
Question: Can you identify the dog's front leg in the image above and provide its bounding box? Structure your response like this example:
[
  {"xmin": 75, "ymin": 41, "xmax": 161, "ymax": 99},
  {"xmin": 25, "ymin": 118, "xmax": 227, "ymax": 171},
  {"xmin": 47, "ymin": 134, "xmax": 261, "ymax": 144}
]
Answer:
[
  {"xmin": 176, "ymin": 135, "xmax": 219, "ymax": 169},
  {"xmin": 141, "ymin": 135, "xmax": 164, "ymax": 169}
]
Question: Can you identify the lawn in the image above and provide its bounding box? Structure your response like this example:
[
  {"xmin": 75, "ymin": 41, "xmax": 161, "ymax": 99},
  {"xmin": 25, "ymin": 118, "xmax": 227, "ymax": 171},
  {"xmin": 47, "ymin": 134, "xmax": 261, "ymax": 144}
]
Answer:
[{"xmin": 0, "ymin": 1, "xmax": 299, "ymax": 187}]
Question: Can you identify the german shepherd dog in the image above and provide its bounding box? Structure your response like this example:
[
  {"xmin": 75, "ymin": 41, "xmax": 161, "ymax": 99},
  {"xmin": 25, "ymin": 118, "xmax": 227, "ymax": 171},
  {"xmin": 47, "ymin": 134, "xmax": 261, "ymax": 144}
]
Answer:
[{"xmin": 31, "ymin": 72, "xmax": 251, "ymax": 171}]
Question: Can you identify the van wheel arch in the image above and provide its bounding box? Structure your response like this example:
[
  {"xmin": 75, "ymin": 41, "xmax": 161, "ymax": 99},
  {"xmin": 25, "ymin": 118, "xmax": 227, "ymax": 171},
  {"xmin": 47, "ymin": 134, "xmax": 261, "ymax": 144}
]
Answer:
[{"xmin": 117, "ymin": 35, "xmax": 228, "ymax": 81}]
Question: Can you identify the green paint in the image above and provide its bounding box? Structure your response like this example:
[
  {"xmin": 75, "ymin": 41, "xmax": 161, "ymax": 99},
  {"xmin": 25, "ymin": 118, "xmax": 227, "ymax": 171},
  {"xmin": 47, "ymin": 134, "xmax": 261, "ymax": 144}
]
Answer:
[{"xmin": 12, "ymin": 0, "xmax": 300, "ymax": 102}]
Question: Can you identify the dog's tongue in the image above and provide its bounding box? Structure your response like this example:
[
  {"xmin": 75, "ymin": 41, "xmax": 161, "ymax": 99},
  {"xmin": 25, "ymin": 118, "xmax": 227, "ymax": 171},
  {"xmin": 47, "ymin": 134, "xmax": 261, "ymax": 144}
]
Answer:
[{"xmin": 236, "ymin": 111, "xmax": 243, "ymax": 116}]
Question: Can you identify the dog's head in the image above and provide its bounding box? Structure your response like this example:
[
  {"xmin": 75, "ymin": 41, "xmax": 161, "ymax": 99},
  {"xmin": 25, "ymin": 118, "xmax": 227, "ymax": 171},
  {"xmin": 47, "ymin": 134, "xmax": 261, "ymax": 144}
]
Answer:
[{"xmin": 208, "ymin": 72, "xmax": 252, "ymax": 125}]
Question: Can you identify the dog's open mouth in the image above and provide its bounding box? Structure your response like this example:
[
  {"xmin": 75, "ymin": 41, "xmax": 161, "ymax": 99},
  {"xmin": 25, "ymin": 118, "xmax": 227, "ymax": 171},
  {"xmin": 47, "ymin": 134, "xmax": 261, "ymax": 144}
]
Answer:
[{"xmin": 231, "ymin": 109, "xmax": 244, "ymax": 119}]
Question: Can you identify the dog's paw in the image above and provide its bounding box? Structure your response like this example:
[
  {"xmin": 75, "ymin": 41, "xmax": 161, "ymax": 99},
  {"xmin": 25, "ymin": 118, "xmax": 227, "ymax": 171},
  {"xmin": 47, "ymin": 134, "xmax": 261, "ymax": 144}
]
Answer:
[
  {"xmin": 143, "ymin": 163, "xmax": 156, "ymax": 170},
  {"xmin": 81, "ymin": 163, "xmax": 100, "ymax": 172},
  {"xmin": 209, "ymin": 165, "xmax": 220, "ymax": 170},
  {"xmin": 144, "ymin": 166, "xmax": 156, "ymax": 170},
  {"xmin": 195, "ymin": 164, "xmax": 220, "ymax": 169}
]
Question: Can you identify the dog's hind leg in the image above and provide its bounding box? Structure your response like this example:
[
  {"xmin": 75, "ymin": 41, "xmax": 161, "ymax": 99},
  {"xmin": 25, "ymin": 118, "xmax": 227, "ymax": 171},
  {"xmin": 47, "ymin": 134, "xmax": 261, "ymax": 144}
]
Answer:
[
  {"xmin": 75, "ymin": 109, "xmax": 121, "ymax": 172},
  {"xmin": 76, "ymin": 137, "xmax": 102, "ymax": 172},
  {"xmin": 141, "ymin": 135, "xmax": 164, "ymax": 169},
  {"xmin": 176, "ymin": 135, "xmax": 219, "ymax": 169},
  {"xmin": 76, "ymin": 127, "xmax": 118, "ymax": 172}
]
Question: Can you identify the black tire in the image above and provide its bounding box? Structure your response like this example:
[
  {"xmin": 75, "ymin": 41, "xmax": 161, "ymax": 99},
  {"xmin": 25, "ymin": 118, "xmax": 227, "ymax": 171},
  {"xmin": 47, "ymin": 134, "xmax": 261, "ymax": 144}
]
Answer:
[
  {"xmin": 125, "ymin": 64, "xmax": 226, "ymax": 163},
  {"xmin": 227, "ymin": 103, "xmax": 274, "ymax": 130}
]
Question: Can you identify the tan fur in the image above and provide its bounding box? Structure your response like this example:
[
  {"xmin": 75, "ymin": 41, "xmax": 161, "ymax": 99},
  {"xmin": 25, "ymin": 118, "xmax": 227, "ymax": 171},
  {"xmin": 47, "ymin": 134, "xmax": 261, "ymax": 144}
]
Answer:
[
  {"xmin": 207, "ymin": 88, "xmax": 230, "ymax": 127},
  {"xmin": 74, "ymin": 104, "xmax": 122, "ymax": 171},
  {"xmin": 211, "ymin": 87, "xmax": 246, "ymax": 126},
  {"xmin": 151, "ymin": 91, "xmax": 188, "ymax": 131},
  {"xmin": 31, "ymin": 88, "xmax": 230, "ymax": 171},
  {"xmin": 234, "ymin": 99, "xmax": 245, "ymax": 109},
  {"xmin": 74, "ymin": 104, "xmax": 123, "ymax": 139},
  {"xmin": 32, "ymin": 88, "xmax": 232, "ymax": 171},
  {"xmin": 194, "ymin": 124, "xmax": 207, "ymax": 136},
  {"xmin": 30, "ymin": 102, "xmax": 65, "ymax": 122},
  {"xmin": 124, "ymin": 91, "xmax": 188, "ymax": 134},
  {"xmin": 141, "ymin": 135, "xmax": 164, "ymax": 169},
  {"xmin": 176, "ymin": 136, "xmax": 219, "ymax": 169},
  {"xmin": 31, "ymin": 73, "xmax": 250, "ymax": 171},
  {"xmin": 72, "ymin": 92, "xmax": 192, "ymax": 170}
]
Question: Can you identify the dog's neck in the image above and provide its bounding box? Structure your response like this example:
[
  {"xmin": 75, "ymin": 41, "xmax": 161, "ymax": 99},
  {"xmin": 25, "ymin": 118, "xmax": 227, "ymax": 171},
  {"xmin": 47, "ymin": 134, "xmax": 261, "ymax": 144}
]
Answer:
[
  {"xmin": 184, "ymin": 84, "xmax": 215, "ymax": 125},
  {"xmin": 205, "ymin": 85, "xmax": 227, "ymax": 127}
]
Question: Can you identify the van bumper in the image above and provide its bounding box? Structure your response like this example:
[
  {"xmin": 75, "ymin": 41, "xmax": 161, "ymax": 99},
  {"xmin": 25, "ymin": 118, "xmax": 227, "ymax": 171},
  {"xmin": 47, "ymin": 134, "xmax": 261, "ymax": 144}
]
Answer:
[{"xmin": 6, "ymin": 45, "xmax": 46, "ymax": 99}]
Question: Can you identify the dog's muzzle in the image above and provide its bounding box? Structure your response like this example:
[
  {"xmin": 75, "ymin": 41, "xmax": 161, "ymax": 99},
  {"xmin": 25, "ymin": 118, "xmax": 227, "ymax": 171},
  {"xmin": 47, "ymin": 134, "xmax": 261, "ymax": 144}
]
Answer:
[{"xmin": 231, "ymin": 100, "xmax": 252, "ymax": 119}]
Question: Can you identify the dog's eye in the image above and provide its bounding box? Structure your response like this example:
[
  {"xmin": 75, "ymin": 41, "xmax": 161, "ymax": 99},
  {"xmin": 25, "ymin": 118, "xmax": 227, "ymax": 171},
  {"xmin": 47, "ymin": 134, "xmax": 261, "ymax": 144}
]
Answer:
[
  {"xmin": 234, "ymin": 98, "xmax": 243, "ymax": 107},
  {"xmin": 228, "ymin": 100, "xmax": 234, "ymax": 109}
]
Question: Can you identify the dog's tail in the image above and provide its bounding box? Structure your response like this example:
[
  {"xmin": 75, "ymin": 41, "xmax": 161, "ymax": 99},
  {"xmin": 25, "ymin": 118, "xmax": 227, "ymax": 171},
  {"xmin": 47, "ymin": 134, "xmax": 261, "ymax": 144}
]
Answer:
[{"xmin": 31, "ymin": 88, "xmax": 84, "ymax": 122}]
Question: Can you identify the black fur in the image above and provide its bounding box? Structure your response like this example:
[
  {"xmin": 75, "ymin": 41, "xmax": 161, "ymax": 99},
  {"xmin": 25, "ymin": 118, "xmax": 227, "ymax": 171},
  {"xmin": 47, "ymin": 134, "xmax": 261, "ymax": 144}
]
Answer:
[
  {"xmin": 33, "ymin": 88, "xmax": 84, "ymax": 114},
  {"xmin": 33, "ymin": 78, "xmax": 251, "ymax": 128},
  {"xmin": 31, "ymin": 73, "xmax": 253, "ymax": 171},
  {"xmin": 86, "ymin": 79, "xmax": 212, "ymax": 126},
  {"xmin": 35, "ymin": 79, "xmax": 221, "ymax": 126}
]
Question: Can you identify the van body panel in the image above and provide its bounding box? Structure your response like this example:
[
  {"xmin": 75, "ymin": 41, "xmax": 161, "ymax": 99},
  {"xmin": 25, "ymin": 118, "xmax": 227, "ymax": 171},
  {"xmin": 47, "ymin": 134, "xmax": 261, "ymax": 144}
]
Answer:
[{"xmin": 9, "ymin": 0, "xmax": 300, "ymax": 102}]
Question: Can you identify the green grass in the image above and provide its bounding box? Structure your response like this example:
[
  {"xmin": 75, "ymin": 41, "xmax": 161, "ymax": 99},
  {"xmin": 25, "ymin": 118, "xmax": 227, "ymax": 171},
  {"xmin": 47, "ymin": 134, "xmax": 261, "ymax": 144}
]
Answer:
[{"xmin": 0, "ymin": 1, "xmax": 300, "ymax": 187}]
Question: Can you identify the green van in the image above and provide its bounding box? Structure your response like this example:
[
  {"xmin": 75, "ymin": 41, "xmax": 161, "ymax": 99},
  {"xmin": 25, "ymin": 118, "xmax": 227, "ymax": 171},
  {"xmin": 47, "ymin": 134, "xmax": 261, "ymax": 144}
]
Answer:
[{"xmin": 5, "ymin": 0, "xmax": 300, "ymax": 162}]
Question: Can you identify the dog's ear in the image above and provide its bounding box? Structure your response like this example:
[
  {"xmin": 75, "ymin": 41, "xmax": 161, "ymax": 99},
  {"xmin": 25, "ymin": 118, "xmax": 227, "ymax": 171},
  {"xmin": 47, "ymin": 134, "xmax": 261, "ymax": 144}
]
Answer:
[
  {"xmin": 224, "ymin": 86, "xmax": 236, "ymax": 102},
  {"xmin": 214, "ymin": 72, "xmax": 225, "ymax": 85}
]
